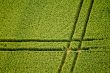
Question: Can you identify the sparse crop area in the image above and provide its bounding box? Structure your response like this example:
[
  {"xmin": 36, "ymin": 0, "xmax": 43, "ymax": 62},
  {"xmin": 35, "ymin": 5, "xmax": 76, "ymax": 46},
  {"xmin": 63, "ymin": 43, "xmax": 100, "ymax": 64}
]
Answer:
[{"xmin": 0, "ymin": 0, "xmax": 109, "ymax": 73}]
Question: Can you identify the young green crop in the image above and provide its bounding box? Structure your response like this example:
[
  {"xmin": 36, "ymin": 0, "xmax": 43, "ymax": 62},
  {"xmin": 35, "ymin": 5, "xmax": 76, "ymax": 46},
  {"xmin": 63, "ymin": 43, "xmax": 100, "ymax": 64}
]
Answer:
[
  {"xmin": 0, "ymin": 0, "xmax": 79, "ymax": 40},
  {"xmin": 71, "ymin": 0, "xmax": 110, "ymax": 39},
  {"xmin": 84, "ymin": 0, "xmax": 110, "ymax": 39},
  {"xmin": 0, "ymin": 51, "xmax": 64, "ymax": 73},
  {"xmin": 61, "ymin": 51, "xmax": 76, "ymax": 73},
  {"xmin": 71, "ymin": 0, "xmax": 110, "ymax": 49},
  {"xmin": 73, "ymin": 50, "xmax": 109, "ymax": 73}
]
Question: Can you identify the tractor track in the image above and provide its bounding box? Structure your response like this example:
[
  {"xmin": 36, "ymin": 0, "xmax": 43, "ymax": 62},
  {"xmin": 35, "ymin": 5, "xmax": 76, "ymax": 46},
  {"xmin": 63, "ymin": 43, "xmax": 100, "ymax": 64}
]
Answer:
[
  {"xmin": 57, "ymin": 0, "xmax": 84, "ymax": 73},
  {"xmin": 70, "ymin": 0, "xmax": 94, "ymax": 73}
]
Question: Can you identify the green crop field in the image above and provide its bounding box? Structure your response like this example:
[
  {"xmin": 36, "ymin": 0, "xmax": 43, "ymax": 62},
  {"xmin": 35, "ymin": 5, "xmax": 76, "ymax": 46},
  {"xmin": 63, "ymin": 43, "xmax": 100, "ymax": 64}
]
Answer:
[
  {"xmin": 0, "ymin": 0, "xmax": 110, "ymax": 73},
  {"xmin": 74, "ymin": 50, "xmax": 109, "ymax": 73},
  {"xmin": 0, "ymin": 51, "xmax": 64, "ymax": 73},
  {"xmin": 0, "ymin": 0, "xmax": 79, "ymax": 40}
]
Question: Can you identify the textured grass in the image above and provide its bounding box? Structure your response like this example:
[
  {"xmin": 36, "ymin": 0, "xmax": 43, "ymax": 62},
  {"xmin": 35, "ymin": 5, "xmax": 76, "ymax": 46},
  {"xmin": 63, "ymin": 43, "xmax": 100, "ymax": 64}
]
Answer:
[
  {"xmin": 73, "ymin": 50, "xmax": 110, "ymax": 73},
  {"xmin": 72, "ymin": 0, "xmax": 91, "ymax": 39},
  {"xmin": 72, "ymin": 0, "xmax": 110, "ymax": 39},
  {"xmin": 0, "ymin": 0, "xmax": 79, "ymax": 49},
  {"xmin": 71, "ymin": 0, "xmax": 110, "ymax": 48},
  {"xmin": 84, "ymin": 0, "xmax": 110, "ymax": 39},
  {"xmin": 70, "ymin": 41, "xmax": 79, "ymax": 49},
  {"xmin": 0, "ymin": 51, "xmax": 63, "ymax": 73},
  {"xmin": 81, "ymin": 39, "xmax": 110, "ymax": 50},
  {"xmin": 61, "ymin": 51, "xmax": 75, "ymax": 73},
  {"xmin": 70, "ymin": 0, "xmax": 110, "ymax": 73},
  {"xmin": 0, "ymin": 0, "xmax": 109, "ymax": 73},
  {"xmin": 0, "ymin": 0, "xmax": 79, "ymax": 40}
]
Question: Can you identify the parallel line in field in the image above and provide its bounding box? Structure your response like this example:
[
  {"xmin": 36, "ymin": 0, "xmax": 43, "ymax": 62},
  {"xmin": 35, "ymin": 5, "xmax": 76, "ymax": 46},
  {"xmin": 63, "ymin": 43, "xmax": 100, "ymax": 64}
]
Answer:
[
  {"xmin": 0, "ymin": 38, "xmax": 105, "ymax": 42},
  {"xmin": 72, "ymin": 46, "xmax": 107, "ymax": 51},
  {"xmin": 0, "ymin": 48, "xmax": 64, "ymax": 51},
  {"xmin": 70, "ymin": 0, "xmax": 94, "ymax": 73},
  {"xmin": 0, "ymin": 39, "xmax": 70, "ymax": 42},
  {"xmin": 57, "ymin": 0, "xmax": 84, "ymax": 73},
  {"xmin": 80, "ymin": 50, "xmax": 109, "ymax": 52},
  {"xmin": 0, "ymin": 46, "xmax": 106, "ymax": 51}
]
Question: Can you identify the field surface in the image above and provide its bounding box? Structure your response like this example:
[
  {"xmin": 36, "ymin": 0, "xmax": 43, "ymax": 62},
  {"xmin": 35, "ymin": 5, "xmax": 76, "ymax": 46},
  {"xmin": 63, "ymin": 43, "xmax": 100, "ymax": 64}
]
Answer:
[{"xmin": 0, "ymin": 0, "xmax": 110, "ymax": 73}]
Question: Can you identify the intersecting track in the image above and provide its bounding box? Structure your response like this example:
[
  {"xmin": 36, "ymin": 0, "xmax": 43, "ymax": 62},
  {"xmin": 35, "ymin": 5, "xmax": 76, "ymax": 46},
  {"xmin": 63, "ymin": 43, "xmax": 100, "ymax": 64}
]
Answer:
[
  {"xmin": 0, "ymin": 0, "xmax": 95, "ymax": 72},
  {"xmin": 57, "ymin": 0, "xmax": 84, "ymax": 73},
  {"xmin": 0, "ymin": 0, "xmax": 107, "ymax": 73},
  {"xmin": 70, "ymin": 0, "xmax": 94, "ymax": 73}
]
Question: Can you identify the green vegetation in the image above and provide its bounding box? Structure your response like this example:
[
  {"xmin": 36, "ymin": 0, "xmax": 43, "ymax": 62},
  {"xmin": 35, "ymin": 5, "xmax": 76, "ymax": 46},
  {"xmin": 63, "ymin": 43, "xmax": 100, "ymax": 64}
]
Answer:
[
  {"xmin": 84, "ymin": 0, "xmax": 110, "ymax": 39},
  {"xmin": 70, "ymin": 41, "xmax": 79, "ymax": 49},
  {"xmin": 71, "ymin": 0, "xmax": 110, "ymax": 47},
  {"xmin": 70, "ymin": 0, "xmax": 110, "ymax": 73},
  {"xmin": 61, "ymin": 51, "xmax": 75, "ymax": 73},
  {"xmin": 72, "ymin": 0, "xmax": 110, "ymax": 39},
  {"xmin": 73, "ymin": 50, "xmax": 109, "ymax": 73},
  {"xmin": 72, "ymin": 0, "xmax": 91, "ymax": 39},
  {"xmin": 0, "ymin": 0, "xmax": 80, "ymax": 40},
  {"xmin": 0, "ymin": 0, "xmax": 109, "ymax": 73},
  {"xmin": 82, "ymin": 40, "xmax": 109, "ymax": 47},
  {"xmin": 0, "ymin": 51, "xmax": 63, "ymax": 73}
]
